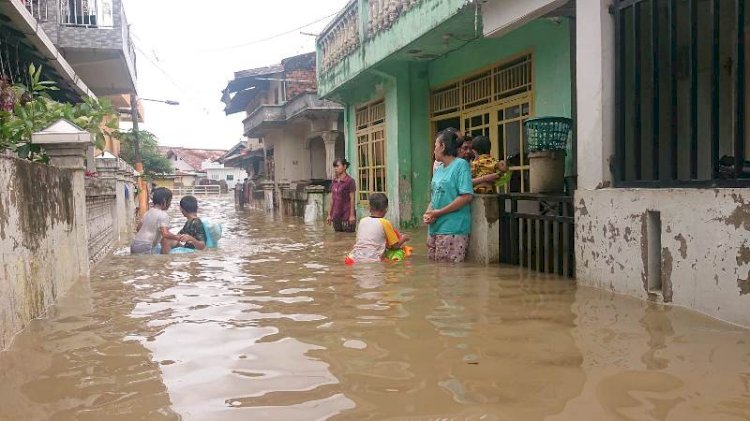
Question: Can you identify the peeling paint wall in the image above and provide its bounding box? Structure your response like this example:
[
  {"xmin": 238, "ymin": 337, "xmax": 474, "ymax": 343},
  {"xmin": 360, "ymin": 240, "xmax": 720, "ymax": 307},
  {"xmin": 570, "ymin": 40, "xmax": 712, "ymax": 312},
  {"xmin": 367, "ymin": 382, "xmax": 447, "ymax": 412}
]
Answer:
[
  {"xmin": 576, "ymin": 188, "xmax": 750, "ymax": 327},
  {"xmin": 0, "ymin": 156, "xmax": 88, "ymax": 350}
]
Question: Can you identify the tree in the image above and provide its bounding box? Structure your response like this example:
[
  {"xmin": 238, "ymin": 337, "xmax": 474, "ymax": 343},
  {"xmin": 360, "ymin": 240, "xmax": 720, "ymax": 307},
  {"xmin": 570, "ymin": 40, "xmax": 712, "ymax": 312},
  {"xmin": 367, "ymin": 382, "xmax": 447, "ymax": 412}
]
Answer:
[{"xmin": 115, "ymin": 129, "xmax": 173, "ymax": 176}]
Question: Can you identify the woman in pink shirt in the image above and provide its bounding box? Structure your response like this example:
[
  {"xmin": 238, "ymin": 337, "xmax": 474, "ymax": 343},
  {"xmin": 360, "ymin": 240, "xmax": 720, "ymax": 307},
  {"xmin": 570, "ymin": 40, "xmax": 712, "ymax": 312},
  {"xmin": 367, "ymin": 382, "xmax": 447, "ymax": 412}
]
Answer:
[{"xmin": 326, "ymin": 158, "xmax": 357, "ymax": 232}]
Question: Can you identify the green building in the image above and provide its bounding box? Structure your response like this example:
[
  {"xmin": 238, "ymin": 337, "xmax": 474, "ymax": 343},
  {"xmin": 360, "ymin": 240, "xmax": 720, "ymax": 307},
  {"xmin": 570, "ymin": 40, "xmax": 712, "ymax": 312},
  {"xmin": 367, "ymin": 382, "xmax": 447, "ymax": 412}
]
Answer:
[{"xmin": 316, "ymin": 0, "xmax": 574, "ymax": 227}]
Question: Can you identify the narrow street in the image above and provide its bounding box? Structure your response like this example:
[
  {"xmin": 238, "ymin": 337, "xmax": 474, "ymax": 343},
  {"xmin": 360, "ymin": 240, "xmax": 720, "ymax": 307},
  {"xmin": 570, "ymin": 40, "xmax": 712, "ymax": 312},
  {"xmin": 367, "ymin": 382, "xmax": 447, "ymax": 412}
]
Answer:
[{"xmin": 0, "ymin": 196, "xmax": 748, "ymax": 420}]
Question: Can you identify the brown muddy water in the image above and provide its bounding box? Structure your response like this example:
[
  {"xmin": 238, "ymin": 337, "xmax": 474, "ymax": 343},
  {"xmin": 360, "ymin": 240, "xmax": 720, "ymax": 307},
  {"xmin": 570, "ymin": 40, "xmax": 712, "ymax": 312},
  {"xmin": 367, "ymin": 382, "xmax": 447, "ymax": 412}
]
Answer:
[{"xmin": 1, "ymin": 196, "xmax": 749, "ymax": 421}]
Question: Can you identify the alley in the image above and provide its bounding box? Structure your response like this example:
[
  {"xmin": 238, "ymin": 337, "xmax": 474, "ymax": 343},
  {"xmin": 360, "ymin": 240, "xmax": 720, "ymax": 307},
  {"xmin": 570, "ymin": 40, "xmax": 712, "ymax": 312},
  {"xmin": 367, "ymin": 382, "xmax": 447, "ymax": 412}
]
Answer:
[{"xmin": 0, "ymin": 196, "xmax": 747, "ymax": 420}]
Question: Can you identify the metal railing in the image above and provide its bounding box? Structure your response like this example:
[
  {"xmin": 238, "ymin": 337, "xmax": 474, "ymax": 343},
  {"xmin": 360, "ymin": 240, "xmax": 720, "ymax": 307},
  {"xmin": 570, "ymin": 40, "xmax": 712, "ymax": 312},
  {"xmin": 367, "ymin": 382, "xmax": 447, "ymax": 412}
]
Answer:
[
  {"xmin": 61, "ymin": 0, "xmax": 114, "ymax": 27},
  {"xmin": 172, "ymin": 185, "xmax": 223, "ymax": 196},
  {"xmin": 499, "ymin": 193, "xmax": 575, "ymax": 278},
  {"xmin": 23, "ymin": 0, "xmax": 48, "ymax": 21}
]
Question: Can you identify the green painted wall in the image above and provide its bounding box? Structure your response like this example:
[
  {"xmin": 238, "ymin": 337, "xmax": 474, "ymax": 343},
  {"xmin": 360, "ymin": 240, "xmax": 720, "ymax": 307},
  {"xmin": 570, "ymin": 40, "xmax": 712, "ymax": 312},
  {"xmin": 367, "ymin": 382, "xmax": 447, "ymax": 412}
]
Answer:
[
  {"xmin": 336, "ymin": 18, "xmax": 572, "ymax": 229},
  {"xmin": 428, "ymin": 19, "xmax": 572, "ymax": 118},
  {"xmin": 318, "ymin": 0, "xmax": 470, "ymax": 98}
]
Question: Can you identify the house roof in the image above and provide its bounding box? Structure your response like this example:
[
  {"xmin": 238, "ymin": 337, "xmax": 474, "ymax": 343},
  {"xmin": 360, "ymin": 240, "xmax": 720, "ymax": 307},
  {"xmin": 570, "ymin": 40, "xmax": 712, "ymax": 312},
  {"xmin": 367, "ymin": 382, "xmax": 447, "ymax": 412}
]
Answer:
[
  {"xmin": 159, "ymin": 147, "xmax": 228, "ymax": 172},
  {"xmin": 222, "ymin": 52, "xmax": 317, "ymax": 115}
]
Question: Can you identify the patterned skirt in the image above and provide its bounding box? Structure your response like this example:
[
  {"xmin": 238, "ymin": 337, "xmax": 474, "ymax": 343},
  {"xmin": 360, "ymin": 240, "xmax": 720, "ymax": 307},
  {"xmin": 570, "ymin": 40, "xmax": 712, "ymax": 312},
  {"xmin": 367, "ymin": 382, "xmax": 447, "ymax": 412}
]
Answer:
[{"xmin": 427, "ymin": 234, "xmax": 470, "ymax": 263}]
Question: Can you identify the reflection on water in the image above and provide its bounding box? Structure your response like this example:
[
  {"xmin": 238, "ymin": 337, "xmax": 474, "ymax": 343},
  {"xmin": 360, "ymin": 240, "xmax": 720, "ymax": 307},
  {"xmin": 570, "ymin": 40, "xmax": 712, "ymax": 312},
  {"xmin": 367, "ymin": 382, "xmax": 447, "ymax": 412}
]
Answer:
[{"xmin": 0, "ymin": 196, "xmax": 749, "ymax": 420}]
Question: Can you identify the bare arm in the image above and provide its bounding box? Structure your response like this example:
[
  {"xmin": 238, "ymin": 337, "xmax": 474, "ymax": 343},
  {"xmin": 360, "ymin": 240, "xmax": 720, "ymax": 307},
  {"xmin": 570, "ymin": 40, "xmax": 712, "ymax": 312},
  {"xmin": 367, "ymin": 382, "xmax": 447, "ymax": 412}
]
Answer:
[
  {"xmin": 472, "ymin": 173, "xmax": 500, "ymax": 185},
  {"xmin": 181, "ymin": 234, "xmax": 206, "ymax": 251},
  {"xmin": 348, "ymin": 191, "xmax": 356, "ymax": 223},
  {"xmin": 159, "ymin": 226, "xmax": 183, "ymax": 242}
]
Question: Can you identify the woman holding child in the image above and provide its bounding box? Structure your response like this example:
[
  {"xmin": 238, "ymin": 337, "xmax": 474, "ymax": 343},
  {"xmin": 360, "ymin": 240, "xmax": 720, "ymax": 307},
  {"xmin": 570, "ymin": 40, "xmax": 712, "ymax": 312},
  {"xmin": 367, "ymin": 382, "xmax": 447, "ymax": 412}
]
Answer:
[
  {"xmin": 327, "ymin": 158, "xmax": 357, "ymax": 232},
  {"xmin": 424, "ymin": 128, "xmax": 474, "ymax": 263}
]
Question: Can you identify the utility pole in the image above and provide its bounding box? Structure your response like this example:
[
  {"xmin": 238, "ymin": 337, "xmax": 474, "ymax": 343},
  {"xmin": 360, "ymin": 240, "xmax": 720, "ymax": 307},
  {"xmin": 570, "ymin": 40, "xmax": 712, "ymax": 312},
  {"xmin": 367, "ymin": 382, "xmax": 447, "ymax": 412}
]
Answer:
[{"xmin": 130, "ymin": 93, "xmax": 148, "ymax": 216}]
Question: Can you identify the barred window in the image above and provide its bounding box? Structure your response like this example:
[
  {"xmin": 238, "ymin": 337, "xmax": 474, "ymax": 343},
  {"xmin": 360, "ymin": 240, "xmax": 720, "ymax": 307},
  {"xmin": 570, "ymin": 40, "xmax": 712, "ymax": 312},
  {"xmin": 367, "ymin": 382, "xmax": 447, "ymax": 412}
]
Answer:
[{"xmin": 355, "ymin": 100, "xmax": 386, "ymax": 202}]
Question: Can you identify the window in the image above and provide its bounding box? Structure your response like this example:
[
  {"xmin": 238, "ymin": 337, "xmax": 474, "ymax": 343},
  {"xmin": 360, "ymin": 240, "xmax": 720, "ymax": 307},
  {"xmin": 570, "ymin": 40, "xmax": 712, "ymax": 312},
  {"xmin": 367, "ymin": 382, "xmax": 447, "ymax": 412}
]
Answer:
[
  {"xmin": 227, "ymin": 175, "xmax": 234, "ymax": 181},
  {"xmin": 613, "ymin": 0, "xmax": 749, "ymax": 187},
  {"xmin": 430, "ymin": 53, "xmax": 534, "ymax": 192},
  {"xmin": 355, "ymin": 100, "xmax": 387, "ymax": 202}
]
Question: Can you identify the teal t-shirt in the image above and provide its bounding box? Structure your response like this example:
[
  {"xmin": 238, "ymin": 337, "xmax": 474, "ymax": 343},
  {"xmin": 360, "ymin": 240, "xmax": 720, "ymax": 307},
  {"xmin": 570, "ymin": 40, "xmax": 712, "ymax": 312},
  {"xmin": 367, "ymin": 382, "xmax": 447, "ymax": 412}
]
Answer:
[{"xmin": 429, "ymin": 158, "xmax": 474, "ymax": 236}]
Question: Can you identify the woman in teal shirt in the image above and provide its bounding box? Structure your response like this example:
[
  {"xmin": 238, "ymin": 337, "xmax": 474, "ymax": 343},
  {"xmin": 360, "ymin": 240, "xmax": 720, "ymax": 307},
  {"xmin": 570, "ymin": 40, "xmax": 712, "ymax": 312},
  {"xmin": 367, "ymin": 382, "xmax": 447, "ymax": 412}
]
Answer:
[{"xmin": 423, "ymin": 128, "xmax": 474, "ymax": 262}]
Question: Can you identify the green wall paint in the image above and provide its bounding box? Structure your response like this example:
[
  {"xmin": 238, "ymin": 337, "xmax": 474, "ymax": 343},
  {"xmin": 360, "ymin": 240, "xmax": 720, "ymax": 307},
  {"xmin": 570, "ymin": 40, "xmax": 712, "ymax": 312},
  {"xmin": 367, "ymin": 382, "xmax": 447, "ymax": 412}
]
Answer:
[
  {"xmin": 318, "ymin": 0, "xmax": 470, "ymax": 98},
  {"xmin": 428, "ymin": 19, "xmax": 572, "ymax": 119},
  {"xmin": 333, "ymin": 17, "xmax": 572, "ymax": 229}
]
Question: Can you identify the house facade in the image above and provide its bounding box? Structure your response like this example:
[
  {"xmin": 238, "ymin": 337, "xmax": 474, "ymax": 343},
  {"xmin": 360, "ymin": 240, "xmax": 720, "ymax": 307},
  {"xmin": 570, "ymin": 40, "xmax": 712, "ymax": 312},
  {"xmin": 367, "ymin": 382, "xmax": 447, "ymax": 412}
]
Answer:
[
  {"xmin": 222, "ymin": 52, "xmax": 345, "ymax": 217},
  {"xmin": 316, "ymin": 0, "xmax": 574, "ymax": 228},
  {"xmin": 575, "ymin": 0, "xmax": 750, "ymax": 326},
  {"xmin": 318, "ymin": 0, "xmax": 750, "ymax": 326}
]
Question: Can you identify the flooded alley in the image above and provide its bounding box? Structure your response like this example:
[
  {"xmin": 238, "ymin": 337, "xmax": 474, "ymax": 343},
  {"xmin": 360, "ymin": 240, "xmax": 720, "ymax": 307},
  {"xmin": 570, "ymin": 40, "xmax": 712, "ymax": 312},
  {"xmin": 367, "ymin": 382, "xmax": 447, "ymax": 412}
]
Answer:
[{"xmin": 0, "ymin": 196, "xmax": 749, "ymax": 421}]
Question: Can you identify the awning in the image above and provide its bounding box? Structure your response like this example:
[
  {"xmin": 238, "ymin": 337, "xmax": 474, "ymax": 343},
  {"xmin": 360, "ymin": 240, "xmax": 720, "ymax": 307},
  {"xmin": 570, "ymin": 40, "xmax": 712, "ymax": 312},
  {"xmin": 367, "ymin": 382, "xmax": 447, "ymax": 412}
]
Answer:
[{"xmin": 482, "ymin": 0, "xmax": 571, "ymax": 39}]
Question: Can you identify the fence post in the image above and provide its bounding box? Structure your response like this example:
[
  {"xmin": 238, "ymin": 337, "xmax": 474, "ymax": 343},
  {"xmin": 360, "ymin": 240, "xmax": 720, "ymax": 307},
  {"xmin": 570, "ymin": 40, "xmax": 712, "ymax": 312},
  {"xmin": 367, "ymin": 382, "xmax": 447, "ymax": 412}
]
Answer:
[
  {"xmin": 31, "ymin": 119, "xmax": 92, "ymax": 276},
  {"xmin": 468, "ymin": 194, "xmax": 501, "ymax": 264}
]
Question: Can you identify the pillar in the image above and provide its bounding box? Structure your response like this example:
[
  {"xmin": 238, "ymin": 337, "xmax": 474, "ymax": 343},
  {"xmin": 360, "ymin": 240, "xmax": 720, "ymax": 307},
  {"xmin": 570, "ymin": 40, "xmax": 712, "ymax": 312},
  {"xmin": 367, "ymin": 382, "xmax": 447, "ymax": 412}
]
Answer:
[
  {"xmin": 576, "ymin": 0, "xmax": 615, "ymax": 190},
  {"xmin": 31, "ymin": 119, "xmax": 92, "ymax": 276},
  {"xmin": 321, "ymin": 131, "xmax": 340, "ymax": 180},
  {"xmin": 305, "ymin": 185, "xmax": 326, "ymax": 222},
  {"xmin": 95, "ymin": 155, "xmax": 120, "ymax": 241},
  {"xmin": 468, "ymin": 195, "xmax": 501, "ymax": 264},
  {"xmin": 260, "ymin": 180, "xmax": 275, "ymax": 212}
]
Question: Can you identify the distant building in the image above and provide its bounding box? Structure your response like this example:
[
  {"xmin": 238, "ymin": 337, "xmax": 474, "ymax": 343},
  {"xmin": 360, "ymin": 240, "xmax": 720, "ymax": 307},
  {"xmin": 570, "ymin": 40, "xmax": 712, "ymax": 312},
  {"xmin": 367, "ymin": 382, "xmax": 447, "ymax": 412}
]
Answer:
[
  {"xmin": 203, "ymin": 161, "xmax": 246, "ymax": 189},
  {"xmin": 155, "ymin": 147, "xmax": 227, "ymax": 187},
  {"xmin": 221, "ymin": 52, "xmax": 344, "ymax": 216}
]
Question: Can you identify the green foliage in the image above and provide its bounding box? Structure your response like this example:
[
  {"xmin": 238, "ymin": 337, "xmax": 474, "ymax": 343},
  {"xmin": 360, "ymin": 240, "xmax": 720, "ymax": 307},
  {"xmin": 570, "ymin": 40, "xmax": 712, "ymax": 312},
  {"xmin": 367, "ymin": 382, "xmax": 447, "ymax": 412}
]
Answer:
[
  {"xmin": 0, "ymin": 64, "xmax": 115, "ymax": 162},
  {"xmin": 115, "ymin": 129, "xmax": 174, "ymax": 176}
]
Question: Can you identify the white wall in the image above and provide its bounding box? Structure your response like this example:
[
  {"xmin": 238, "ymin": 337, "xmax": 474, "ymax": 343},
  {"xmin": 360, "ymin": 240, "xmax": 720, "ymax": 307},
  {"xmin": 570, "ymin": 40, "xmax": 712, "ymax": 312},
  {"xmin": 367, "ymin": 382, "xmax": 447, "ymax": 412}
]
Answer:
[
  {"xmin": 483, "ymin": 0, "xmax": 569, "ymax": 38},
  {"xmin": 576, "ymin": 189, "xmax": 750, "ymax": 327},
  {"xmin": 206, "ymin": 167, "xmax": 246, "ymax": 188}
]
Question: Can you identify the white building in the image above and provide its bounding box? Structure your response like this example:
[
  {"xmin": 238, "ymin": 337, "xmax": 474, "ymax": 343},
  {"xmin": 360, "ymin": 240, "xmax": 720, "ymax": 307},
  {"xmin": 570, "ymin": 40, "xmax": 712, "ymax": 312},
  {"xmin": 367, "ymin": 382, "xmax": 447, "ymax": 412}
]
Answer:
[{"xmin": 204, "ymin": 161, "xmax": 246, "ymax": 189}]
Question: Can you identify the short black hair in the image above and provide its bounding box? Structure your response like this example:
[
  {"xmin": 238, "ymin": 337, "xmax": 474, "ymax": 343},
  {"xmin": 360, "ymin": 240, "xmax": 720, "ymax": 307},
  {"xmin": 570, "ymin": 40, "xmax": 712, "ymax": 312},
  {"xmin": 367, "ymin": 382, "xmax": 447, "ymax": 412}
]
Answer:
[
  {"xmin": 179, "ymin": 195, "xmax": 199, "ymax": 213},
  {"xmin": 333, "ymin": 157, "xmax": 350, "ymax": 169},
  {"xmin": 472, "ymin": 135, "xmax": 491, "ymax": 155},
  {"xmin": 437, "ymin": 128, "xmax": 461, "ymax": 157},
  {"xmin": 369, "ymin": 192, "xmax": 388, "ymax": 212},
  {"xmin": 152, "ymin": 187, "xmax": 173, "ymax": 207}
]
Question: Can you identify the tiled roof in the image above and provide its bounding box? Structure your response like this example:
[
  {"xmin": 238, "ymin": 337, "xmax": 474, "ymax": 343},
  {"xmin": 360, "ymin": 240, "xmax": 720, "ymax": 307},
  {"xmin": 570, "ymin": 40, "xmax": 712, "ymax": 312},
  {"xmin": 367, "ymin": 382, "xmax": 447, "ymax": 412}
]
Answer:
[
  {"xmin": 159, "ymin": 147, "xmax": 228, "ymax": 172},
  {"xmin": 234, "ymin": 64, "xmax": 284, "ymax": 79}
]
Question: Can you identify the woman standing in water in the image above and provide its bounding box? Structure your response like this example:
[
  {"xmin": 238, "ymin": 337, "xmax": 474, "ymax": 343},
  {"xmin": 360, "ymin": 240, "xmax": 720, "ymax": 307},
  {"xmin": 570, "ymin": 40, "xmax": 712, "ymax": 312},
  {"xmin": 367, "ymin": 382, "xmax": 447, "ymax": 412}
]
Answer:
[
  {"xmin": 327, "ymin": 158, "xmax": 357, "ymax": 232},
  {"xmin": 423, "ymin": 128, "xmax": 474, "ymax": 263}
]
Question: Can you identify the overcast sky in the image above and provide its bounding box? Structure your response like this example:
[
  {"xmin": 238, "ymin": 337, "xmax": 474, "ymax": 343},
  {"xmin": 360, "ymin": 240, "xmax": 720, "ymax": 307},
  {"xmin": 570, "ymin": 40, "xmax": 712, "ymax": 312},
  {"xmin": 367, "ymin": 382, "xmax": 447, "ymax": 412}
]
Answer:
[{"xmin": 121, "ymin": 0, "xmax": 346, "ymax": 150}]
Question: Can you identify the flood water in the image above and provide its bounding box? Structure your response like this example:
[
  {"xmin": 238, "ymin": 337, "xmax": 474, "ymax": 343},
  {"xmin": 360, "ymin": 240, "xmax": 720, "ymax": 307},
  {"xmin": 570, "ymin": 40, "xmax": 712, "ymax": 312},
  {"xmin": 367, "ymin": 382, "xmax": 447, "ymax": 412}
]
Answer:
[{"xmin": 1, "ymin": 196, "xmax": 749, "ymax": 420}]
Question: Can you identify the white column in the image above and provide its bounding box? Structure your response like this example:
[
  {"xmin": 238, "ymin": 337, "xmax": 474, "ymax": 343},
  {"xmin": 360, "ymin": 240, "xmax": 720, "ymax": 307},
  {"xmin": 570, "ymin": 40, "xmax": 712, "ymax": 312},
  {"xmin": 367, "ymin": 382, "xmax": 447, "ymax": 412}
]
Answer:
[
  {"xmin": 576, "ymin": 0, "xmax": 615, "ymax": 190},
  {"xmin": 321, "ymin": 131, "xmax": 340, "ymax": 180}
]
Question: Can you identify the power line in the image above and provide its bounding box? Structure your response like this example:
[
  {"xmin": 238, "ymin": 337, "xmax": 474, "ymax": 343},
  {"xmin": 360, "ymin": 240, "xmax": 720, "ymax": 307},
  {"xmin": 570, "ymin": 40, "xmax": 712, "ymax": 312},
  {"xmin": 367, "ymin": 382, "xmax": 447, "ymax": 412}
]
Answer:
[{"xmin": 196, "ymin": 11, "xmax": 337, "ymax": 53}]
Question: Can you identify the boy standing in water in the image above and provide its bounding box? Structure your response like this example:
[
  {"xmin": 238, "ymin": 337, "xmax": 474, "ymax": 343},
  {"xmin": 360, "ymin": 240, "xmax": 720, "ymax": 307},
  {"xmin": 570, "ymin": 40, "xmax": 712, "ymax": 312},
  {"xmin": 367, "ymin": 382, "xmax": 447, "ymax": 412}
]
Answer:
[
  {"xmin": 131, "ymin": 187, "xmax": 185, "ymax": 255},
  {"xmin": 176, "ymin": 195, "xmax": 207, "ymax": 250},
  {"xmin": 347, "ymin": 193, "xmax": 410, "ymax": 263}
]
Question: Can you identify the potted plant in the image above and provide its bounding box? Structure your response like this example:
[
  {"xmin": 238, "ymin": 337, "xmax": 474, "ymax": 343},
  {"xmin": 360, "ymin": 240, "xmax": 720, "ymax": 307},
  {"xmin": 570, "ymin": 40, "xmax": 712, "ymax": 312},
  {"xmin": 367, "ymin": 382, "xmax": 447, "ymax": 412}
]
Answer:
[{"xmin": 523, "ymin": 117, "xmax": 572, "ymax": 193}]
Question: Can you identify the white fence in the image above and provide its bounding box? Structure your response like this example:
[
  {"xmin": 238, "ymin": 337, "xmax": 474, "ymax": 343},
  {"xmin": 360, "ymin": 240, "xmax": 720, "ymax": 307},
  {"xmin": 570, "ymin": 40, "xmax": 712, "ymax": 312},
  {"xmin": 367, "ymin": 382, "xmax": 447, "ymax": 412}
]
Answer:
[{"xmin": 172, "ymin": 185, "xmax": 223, "ymax": 196}]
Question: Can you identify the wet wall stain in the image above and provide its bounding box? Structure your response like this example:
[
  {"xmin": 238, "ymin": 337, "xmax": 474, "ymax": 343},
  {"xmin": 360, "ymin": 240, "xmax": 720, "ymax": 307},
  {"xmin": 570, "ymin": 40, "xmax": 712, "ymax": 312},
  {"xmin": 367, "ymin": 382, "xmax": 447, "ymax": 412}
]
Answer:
[
  {"xmin": 738, "ymin": 270, "xmax": 750, "ymax": 295},
  {"xmin": 723, "ymin": 194, "xmax": 750, "ymax": 231},
  {"xmin": 9, "ymin": 158, "xmax": 75, "ymax": 252},
  {"xmin": 483, "ymin": 196, "xmax": 499, "ymax": 224},
  {"xmin": 640, "ymin": 212, "xmax": 649, "ymax": 291},
  {"xmin": 674, "ymin": 234, "xmax": 688, "ymax": 259},
  {"xmin": 662, "ymin": 248, "xmax": 674, "ymax": 303}
]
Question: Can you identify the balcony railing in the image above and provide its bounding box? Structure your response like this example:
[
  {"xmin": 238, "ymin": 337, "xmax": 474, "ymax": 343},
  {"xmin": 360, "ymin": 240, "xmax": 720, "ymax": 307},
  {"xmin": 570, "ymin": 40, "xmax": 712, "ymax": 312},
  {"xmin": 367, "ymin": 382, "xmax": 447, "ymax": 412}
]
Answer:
[
  {"xmin": 61, "ymin": 0, "xmax": 114, "ymax": 27},
  {"xmin": 318, "ymin": 0, "xmax": 360, "ymax": 72},
  {"xmin": 368, "ymin": 0, "xmax": 422, "ymax": 38},
  {"xmin": 22, "ymin": 0, "xmax": 49, "ymax": 21}
]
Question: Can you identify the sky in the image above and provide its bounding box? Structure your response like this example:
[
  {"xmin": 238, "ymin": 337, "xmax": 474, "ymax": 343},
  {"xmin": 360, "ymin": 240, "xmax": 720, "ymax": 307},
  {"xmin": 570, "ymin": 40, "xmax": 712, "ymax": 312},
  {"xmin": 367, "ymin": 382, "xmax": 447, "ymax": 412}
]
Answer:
[{"xmin": 121, "ymin": 0, "xmax": 346, "ymax": 151}]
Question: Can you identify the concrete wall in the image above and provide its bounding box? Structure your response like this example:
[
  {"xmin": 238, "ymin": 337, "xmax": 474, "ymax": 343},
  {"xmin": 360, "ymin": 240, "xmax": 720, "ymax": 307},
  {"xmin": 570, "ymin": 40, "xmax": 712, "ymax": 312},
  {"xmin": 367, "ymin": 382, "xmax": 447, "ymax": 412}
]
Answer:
[
  {"xmin": 575, "ymin": 0, "xmax": 750, "ymax": 328},
  {"xmin": 0, "ymin": 156, "xmax": 87, "ymax": 350},
  {"xmin": 576, "ymin": 189, "xmax": 750, "ymax": 327}
]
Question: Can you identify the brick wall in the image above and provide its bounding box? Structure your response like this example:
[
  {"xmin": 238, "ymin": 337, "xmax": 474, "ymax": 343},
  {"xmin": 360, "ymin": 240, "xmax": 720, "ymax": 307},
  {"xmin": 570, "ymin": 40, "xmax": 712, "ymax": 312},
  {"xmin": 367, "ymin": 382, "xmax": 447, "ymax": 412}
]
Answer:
[{"xmin": 285, "ymin": 68, "xmax": 318, "ymax": 101}]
